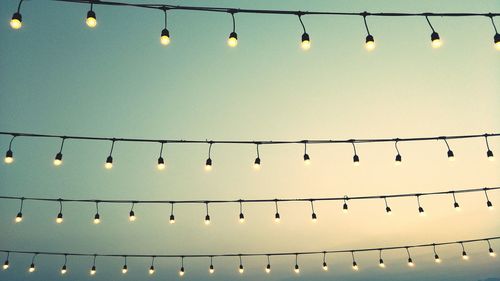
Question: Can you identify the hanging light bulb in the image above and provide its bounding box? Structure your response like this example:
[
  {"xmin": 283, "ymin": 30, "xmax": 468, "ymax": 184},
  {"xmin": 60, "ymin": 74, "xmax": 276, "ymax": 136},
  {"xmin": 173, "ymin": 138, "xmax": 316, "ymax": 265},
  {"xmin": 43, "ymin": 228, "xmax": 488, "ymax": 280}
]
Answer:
[
  {"xmin": 351, "ymin": 252, "xmax": 359, "ymax": 271},
  {"xmin": 205, "ymin": 142, "xmax": 213, "ymax": 171},
  {"xmin": 15, "ymin": 198, "xmax": 24, "ymax": 223},
  {"xmin": 393, "ymin": 140, "xmax": 402, "ymax": 165},
  {"xmin": 294, "ymin": 264, "xmax": 300, "ymax": 274},
  {"xmin": 303, "ymin": 142, "xmax": 311, "ymax": 165},
  {"xmin": 310, "ymin": 200, "xmax": 317, "ymax": 222},
  {"xmin": 61, "ymin": 255, "xmax": 68, "ymax": 275},
  {"xmin": 433, "ymin": 244, "xmax": 441, "ymax": 263},
  {"xmin": 93, "ymin": 201, "xmax": 101, "ymax": 224},
  {"xmin": 10, "ymin": 12, "xmax": 22, "ymax": 30},
  {"xmin": 4, "ymin": 135, "xmax": 16, "ymax": 164},
  {"xmin": 451, "ymin": 192, "xmax": 460, "ymax": 211},
  {"xmin": 86, "ymin": 2, "xmax": 97, "ymax": 28},
  {"xmin": 484, "ymin": 188, "xmax": 494, "ymax": 210},
  {"xmin": 379, "ymin": 250, "xmax": 386, "ymax": 268},
  {"xmin": 104, "ymin": 140, "xmax": 115, "ymax": 169},
  {"xmin": 148, "ymin": 257, "xmax": 156, "ymax": 275},
  {"xmin": 343, "ymin": 196, "xmax": 349, "ymax": 213},
  {"xmin": 406, "ymin": 248, "xmax": 415, "ymax": 267},
  {"xmin": 440, "ymin": 138, "xmax": 455, "ymax": 161},
  {"xmin": 495, "ymin": 33, "xmax": 500, "ymax": 50},
  {"xmin": 227, "ymin": 12, "xmax": 238, "ymax": 47},
  {"xmin": 159, "ymin": 8, "xmax": 171, "ymax": 46},
  {"xmin": 204, "ymin": 202, "xmax": 211, "ymax": 225},
  {"xmin": 122, "ymin": 257, "xmax": 128, "ymax": 274},
  {"xmin": 239, "ymin": 200, "xmax": 245, "ymax": 223},
  {"xmin": 3, "ymin": 253, "xmax": 10, "ymax": 270},
  {"xmin": 265, "ymin": 255, "xmax": 271, "ymax": 273},
  {"xmin": 351, "ymin": 141, "xmax": 360, "ymax": 166},
  {"xmin": 90, "ymin": 255, "xmax": 97, "ymax": 275},
  {"xmin": 461, "ymin": 243, "xmax": 469, "ymax": 260},
  {"xmin": 179, "ymin": 257, "xmax": 185, "ymax": 277},
  {"xmin": 129, "ymin": 203, "xmax": 136, "ymax": 222},
  {"xmin": 383, "ymin": 197, "xmax": 392, "ymax": 214},
  {"xmin": 424, "ymin": 15, "xmax": 442, "ymax": 48},
  {"xmin": 253, "ymin": 144, "xmax": 261, "ymax": 170},
  {"xmin": 484, "ymin": 135, "xmax": 495, "ymax": 161},
  {"xmin": 297, "ymin": 14, "xmax": 311, "ymax": 50},
  {"xmin": 274, "ymin": 200, "xmax": 281, "ymax": 222},
  {"xmin": 322, "ymin": 252, "xmax": 328, "ymax": 271},
  {"xmin": 56, "ymin": 200, "xmax": 64, "ymax": 224},
  {"xmin": 209, "ymin": 257, "xmax": 215, "ymax": 274},
  {"xmin": 169, "ymin": 203, "xmax": 176, "ymax": 224},
  {"xmin": 238, "ymin": 256, "xmax": 244, "ymax": 274},
  {"xmin": 362, "ymin": 13, "xmax": 375, "ymax": 51},
  {"xmin": 416, "ymin": 195, "xmax": 425, "ymax": 216},
  {"xmin": 157, "ymin": 142, "xmax": 166, "ymax": 170},
  {"xmin": 28, "ymin": 254, "xmax": 37, "ymax": 273},
  {"xmin": 53, "ymin": 137, "xmax": 66, "ymax": 166},
  {"xmin": 487, "ymin": 240, "xmax": 496, "ymax": 257}
]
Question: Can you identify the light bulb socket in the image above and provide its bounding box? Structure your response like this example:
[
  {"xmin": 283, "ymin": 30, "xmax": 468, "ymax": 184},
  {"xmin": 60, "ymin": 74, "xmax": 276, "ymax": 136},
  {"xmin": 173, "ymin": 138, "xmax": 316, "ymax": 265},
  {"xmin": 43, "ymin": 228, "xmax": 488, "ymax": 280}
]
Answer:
[
  {"xmin": 275, "ymin": 212, "xmax": 280, "ymax": 219},
  {"xmin": 4, "ymin": 260, "xmax": 9, "ymax": 266},
  {"xmin": 12, "ymin": 12, "xmax": 22, "ymax": 21},
  {"xmin": 487, "ymin": 150, "xmax": 494, "ymax": 158},
  {"xmin": 379, "ymin": 259, "xmax": 384, "ymax": 264},
  {"xmin": 495, "ymin": 33, "xmax": 500, "ymax": 43},
  {"xmin": 343, "ymin": 203, "xmax": 348, "ymax": 210},
  {"xmin": 385, "ymin": 206, "xmax": 392, "ymax": 213},
  {"xmin": 311, "ymin": 213, "xmax": 317, "ymax": 220},
  {"xmin": 6, "ymin": 150, "xmax": 13, "ymax": 158},
  {"xmin": 87, "ymin": 10, "xmax": 96, "ymax": 19},
  {"xmin": 91, "ymin": 265, "xmax": 96, "ymax": 271},
  {"xmin": 365, "ymin": 34, "xmax": 374, "ymax": 43},
  {"xmin": 395, "ymin": 154, "xmax": 402, "ymax": 162},
  {"xmin": 30, "ymin": 263, "xmax": 35, "ymax": 269},
  {"xmin": 62, "ymin": 265, "xmax": 67, "ymax": 270},
  {"xmin": 408, "ymin": 258, "xmax": 413, "ymax": 263},
  {"xmin": 94, "ymin": 213, "xmax": 100, "ymax": 220},
  {"xmin": 129, "ymin": 210, "xmax": 135, "ymax": 217},
  {"xmin": 57, "ymin": 212, "xmax": 63, "ymax": 219},
  {"xmin": 353, "ymin": 154, "xmax": 360, "ymax": 163},
  {"xmin": 434, "ymin": 254, "xmax": 440, "ymax": 260},
  {"xmin": 239, "ymin": 213, "xmax": 244, "ymax": 219},
  {"xmin": 303, "ymin": 154, "xmax": 310, "ymax": 161},
  {"xmin": 170, "ymin": 214, "xmax": 175, "ymax": 221},
  {"xmin": 487, "ymin": 200, "xmax": 493, "ymax": 207},
  {"xmin": 462, "ymin": 251, "xmax": 467, "ymax": 256},
  {"xmin": 418, "ymin": 206, "xmax": 424, "ymax": 213},
  {"xmin": 489, "ymin": 247, "xmax": 494, "ymax": 253},
  {"xmin": 17, "ymin": 212, "xmax": 23, "ymax": 218},
  {"xmin": 106, "ymin": 156, "xmax": 113, "ymax": 163},
  {"xmin": 431, "ymin": 31, "xmax": 440, "ymax": 41},
  {"xmin": 123, "ymin": 265, "xmax": 128, "ymax": 270},
  {"xmin": 229, "ymin": 31, "xmax": 238, "ymax": 40},
  {"xmin": 294, "ymin": 264, "xmax": 299, "ymax": 270},
  {"xmin": 266, "ymin": 264, "xmax": 271, "ymax": 269},
  {"xmin": 454, "ymin": 202, "xmax": 460, "ymax": 208},
  {"xmin": 205, "ymin": 215, "xmax": 210, "ymax": 221},
  {"xmin": 158, "ymin": 157, "xmax": 164, "ymax": 165},
  {"xmin": 254, "ymin": 157, "xmax": 261, "ymax": 165},
  {"xmin": 352, "ymin": 261, "xmax": 357, "ymax": 267},
  {"xmin": 301, "ymin": 32, "xmax": 310, "ymax": 42},
  {"xmin": 55, "ymin": 152, "xmax": 63, "ymax": 161},
  {"xmin": 447, "ymin": 150, "xmax": 454, "ymax": 158},
  {"xmin": 161, "ymin": 28, "xmax": 170, "ymax": 37},
  {"xmin": 206, "ymin": 158, "xmax": 212, "ymax": 166}
]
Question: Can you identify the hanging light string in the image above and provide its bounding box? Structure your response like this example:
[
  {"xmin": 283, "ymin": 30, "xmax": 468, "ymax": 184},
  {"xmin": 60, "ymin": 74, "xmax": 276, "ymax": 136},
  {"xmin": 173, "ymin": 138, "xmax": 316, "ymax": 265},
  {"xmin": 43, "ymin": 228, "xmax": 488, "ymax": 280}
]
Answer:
[
  {"xmin": 1, "ymin": 235, "xmax": 497, "ymax": 264},
  {"xmin": 1, "ymin": 186, "xmax": 497, "ymax": 210}
]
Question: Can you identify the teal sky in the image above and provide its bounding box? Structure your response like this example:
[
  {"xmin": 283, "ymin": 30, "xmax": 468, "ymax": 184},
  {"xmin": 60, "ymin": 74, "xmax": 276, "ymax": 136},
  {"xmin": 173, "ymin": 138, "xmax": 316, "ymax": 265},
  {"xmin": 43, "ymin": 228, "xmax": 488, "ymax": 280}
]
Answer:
[{"xmin": 1, "ymin": 0, "xmax": 500, "ymax": 280}]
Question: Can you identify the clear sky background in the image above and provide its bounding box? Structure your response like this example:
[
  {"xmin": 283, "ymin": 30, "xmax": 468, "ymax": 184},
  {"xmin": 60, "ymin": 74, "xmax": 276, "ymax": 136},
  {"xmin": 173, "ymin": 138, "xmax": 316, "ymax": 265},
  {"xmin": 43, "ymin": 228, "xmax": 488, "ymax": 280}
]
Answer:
[{"xmin": 0, "ymin": 0, "xmax": 499, "ymax": 280}]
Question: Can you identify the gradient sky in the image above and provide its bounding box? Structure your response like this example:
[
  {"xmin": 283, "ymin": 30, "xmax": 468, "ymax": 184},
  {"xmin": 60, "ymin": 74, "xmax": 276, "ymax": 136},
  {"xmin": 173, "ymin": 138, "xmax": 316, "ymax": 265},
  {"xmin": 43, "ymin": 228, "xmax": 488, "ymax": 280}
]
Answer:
[{"xmin": 1, "ymin": 0, "xmax": 499, "ymax": 281}]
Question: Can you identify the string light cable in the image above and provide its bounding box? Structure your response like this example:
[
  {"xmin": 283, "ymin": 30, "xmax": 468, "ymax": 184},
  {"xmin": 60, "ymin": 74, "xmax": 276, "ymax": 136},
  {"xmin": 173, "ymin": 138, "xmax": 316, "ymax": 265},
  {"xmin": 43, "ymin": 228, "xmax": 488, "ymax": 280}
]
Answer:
[
  {"xmin": 6, "ymin": 1, "xmax": 500, "ymax": 49},
  {"xmin": 1, "ymin": 186, "xmax": 497, "ymax": 224},
  {"xmin": 1, "ymin": 236, "xmax": 497, "ymax": 275},
  {"xmin": 1, "ymin": 132, "xmax": 497, "ymax": 168}
]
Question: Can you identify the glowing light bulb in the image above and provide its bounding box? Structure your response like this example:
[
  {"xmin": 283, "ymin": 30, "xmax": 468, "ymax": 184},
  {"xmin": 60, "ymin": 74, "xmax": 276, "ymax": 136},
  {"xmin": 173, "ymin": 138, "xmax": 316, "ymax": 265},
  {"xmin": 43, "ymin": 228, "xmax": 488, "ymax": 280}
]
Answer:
[
  {"xmin": 434, "ymin": 254, "xmax": 441, "ymax": 263},
  {"xmin": 487, "ymin": 150, "xmax": 495, "ymax": 161},
  {"xmin": 239, "ymin": 213, "xmax": 245, "ymax": 223},
  {"xmin": 205, "ymin": 215, "xmax": 211, "ymax": 225},
  {"xmin": 228, "ymin": 32, "xmax": 238, "ymax": 47},
  {"xmin": 56, "ymin": 213, "xmax": 64, "ymax": 224},
  {"xmin": 265, "ymin": 264, "xmax": 271, "ymax": 273},
  {"xmin": 418, "ymin": 207, "xmax": 425, "ymax": 216},
  {"xmin": 179, "ymin": 267, "xmax": 185, "ymax": 276},
  {"xmin": 379, "ymin": 259, "xmax": 385, "ymax": 268},
  {"xmin": 86, "ymin": 11, "xmax": 97, "ymax": 28},
  {"xmin": 454, "ymin": 202, "xmax": 460, "ymax": 211},
  {"xmin": 169, "ymin": 215, "xmax": 176, "ymax": 224},
  {"xmin": 365, "ymin": 35, "xmax": 375, "ymax": 51},
  {"xmin": 4, "ymin": 150, "xmax": 14, "ymax": 164},
  {"xmin": 447, "ymin": 150, "xmax": 455, "ymax": 161},
  {"xmin": 157, "ymin": 157, "xmax": 166, "ymax": 170},
  {"xmin": 487, "ymin": 200, "xmax": 493, "ymax": 210},
  {"xmin": 303, "ymin": 153, "xmax": 311, "ymax": 165},
  {"xmin": 407, "ymin": 258, "xmax": 415, "ymax": 267},
  {"xmin": 274, "ymin": 213, "xmax": 280, "ymax": 223},
  {"xmin": 322, "ymin": 262, "xmax": 328, "ymax": 271},
  {"xmin": 28, "ymin": 263, "xmax": 36, "ymax": 273},
  {"xmin": 489, "ymin": 248, "xmax": 496, "ymax": 257},
  {"xmin": 395, "ymin": 154, "xmax": 402, "ymax": 166},
  {"xmin": 294, "ymin": 264, "xmax": 300, "ymax": 274},
  {"xmin": 15, "ymin": 212, "xmax": 23, "ymax": 223},
  {"xmin": 160, "ymin": 29, "xmax": 170, "ymax": 46},
  {"xmin": 352, "ymin": 262, "xmax": 359, "ymax": 271},
  {"xmin": 495, "ymin": 33, "xmax": 500, "ymax": 50},
  {"xmin": 311, "ymin": 212, "xmax": 317, "ymax": 222},
  {"xmin": 205, "ymin": 158, "xmax": 212, "ymax": 171},
  {"xmin": 253, "ymin": 157, "xmax": 261, "ymax": 170},
  {"xmin": 129, "ymin": 211, "xmax": 136, "ymax": 222},
  {"xmin": 343, "ymin": 203, "xmax": 349, "ymax": 214},
  {"xmin": 10, "ymin": 13, "xmax": 22, "ymax": 30},
  {"xmin": 353, "ymin": 155, "xmax": 360, "ymax": 166},
  {"xmin": 105, "ymin": 156, "xmax": 113, "ymax": 169},
  {"xmin": 149, "ymin": 266, "xmax": 155, "ymax": 275},
  {"xmin": 209, "ymin": 265, "xmax": 214, "ymax": 274},
  {"xmin": 462, "ymin": 252, "xmax": 469, "ymax": 260},
  {"xmin": 122, "ymin": 265, "xmax": 128, "ymax": 274},
  {"xmin": 301, "ymin": 33, "xmax": 311, "ymax": 50},
  {"xmin": 53, "ymin": 152, "xmax": 63, "ymax": 166},
  {"xmin": 93, "ymin": 213, "xmax": 101, "ymax": 224},
  {"xmin": 61, "ymin": 265, "xmax": 67, "ymax": 275},
  {"xmin": 90, "ymin": 266, "xmax": 96, "ymax": 275},
  {"xmin": 431, "ymin": 32, "xmax": 442, "ymax": 48},
  {"xmin": 238, "ymin": 265, "xmax": 244, "ymax": 274},
  {"xmin": 3, "ymin": 261, "xmax": 9, "ymax": 270}
]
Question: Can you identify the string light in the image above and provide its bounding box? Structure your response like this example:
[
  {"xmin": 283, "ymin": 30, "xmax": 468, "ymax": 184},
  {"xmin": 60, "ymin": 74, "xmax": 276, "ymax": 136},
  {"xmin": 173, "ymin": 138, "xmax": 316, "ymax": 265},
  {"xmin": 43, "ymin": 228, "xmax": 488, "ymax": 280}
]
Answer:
[
  {"xmin": 228, "ymin": 12, "xmax": 238, "ymax": 47},
  {"xmin": 310, "ymin": 200, "xmax": 318, "ymax": 222},
  {"xmin": 394, "ymin": 139, "xmax": 402, "ymax": 165},
  {"xmin": 179, "ymin": 257, "xmax": 185, "ymax": 276},
  {"xmin": 484, "ymin": 188, "xmax": 494, "ymax": 209},
  {"xmin": 4, "ymin": 135, "xmax": 16, "ymax": 164},
  {"xmin": 452, "ymin": 192, "xmax": 460, "ymax": 211},
  {"xmin": 298, "ymin": 14, "xmax": 311, "ymax": 50},
  {"xmin": 350, "ymin": 141, "xmax": 360, "ymax": 166},
  {"xmin": 265, "ymin": 255, "xmax": 271, "ymax": 273},
  {"xmin": 209, "ymin": 256, "xmax": 215, "ymax": 274},
  {"xmin": 351, "ymin": 251, "xmax": 359, "ymax": 271},
  {"xmin": 149, "ymin": 256, "xmax": 155, "ymax": 275},
  {"xmin": 489, "ymin": 15, "xmax": 500, "ymax": 50},
  {"xmin": 253, "ymin": 144, "xmax": 261, "ymax": 170},
  {"xmin": 239, "ymin": 200, "xmax": 245, "ymax": 223},
  {"xmin": 362, "ymin": 13, "xmax": 375, "ymax": 51},
  {"xmin": 406, "ymin": 247, "xmax": 415, "ymax": 267},
  {"xmin": 86, "ymin": 2, "xmax": 97, "ymax": 28},
  {"xmin": 15, "ymin": 198, "xmax": 24, "ymax": 223},
  {"xmin": 274, "ymin": 200, "xmax": 281, "ymax": 223},
  {"xmin": 205, "ymin": 142, "xmax": 213, "ymax": 171},
  {"xmin": 238, "ymin": 255, "xmax": 244, "ymax": 274},
  {"xmin": 61, "ymin": 254, "xmax": 68, "ymax": 275},
  {"xmin": 294, "ymin": 254, "xmax": 300, "ymax": 274},
  {"xmin": 487, "ymin": 240, "xmax": 496, "ymax": 257},
  {"xmin": 122, "ymin": 256, "xmax": 128, "ymax": 274},
  {"xmin": 157, "ymin": 142, "xmax": 166, "ymax": 170},
  {"xmin": 303, "ymin": 142, "xmax": 311, "ymax": 165},
  {"xmin": 53, "ymin": 137, "xmax": 65, "ymax": 166},
  {"xmin": 56, "ymin": 199, "xmax": 64, "ymax": 224},
  {"xmin": 416, "ymin": 195, "xmax": 425, "ymax": 216},
  {"xmin": 441, "ymin": 137, "xmax": 455, "ymax": 161},
  {"xmin": 94, "ymin": 201, "xmax": 101, "ymax": 224},
  {"xmin": 205, "ymin": 202, "xmax": 211, "ymax": 225},
  {"xmin": 160, "ymin": 9, "xmax": 171, "ymax": 46},
  {"xmin": 343, "ymin": 196, "xmax": 349, "ymax": 213},
  {"xmin": 105, "ymin": 139, "xmax": 115, "ymax": 169},
  {"xmin": 460, "ymin": 242, "xmax": 469, "ymax": 260},
  {"xmin": 433, "ymin": 244, "xmax": 441, "ymax": 263},
  {"xmin": 2, "ymin": 252, "xmax": 9, "ymax": 270},
  {"xmin": 129, "ymin": 202, "xmax": 136, "ymax": 222},
  {"xmin": 425, "ymin": 16, "xmax": 442, "ymax": 48},
  {"xmin": 383, "ymin": 197, "xmax": 392, "ymax": 214},
  {"xmin": 169, "ymin": 203, "xmax": 176, "ymax": 224},
  {"xmin": 9, "ymin": 0, "xmax": 24, "ymax": 30},
  {"xmin": 322, "ymin": 252, "xmax": 328, "ymax": 271},
  {"xmin": 28, "ymin": 253, "xmax": 37, "ymax": 273},
  {"xmin": 485, "ymin": 134, "xmax": 495, "ymax": 160},
  {"xmin": 379, "ymin": 249, "xmax": 386, "ymax": 268},
  {"xmin": 90, "ymin": 255, "xmax": 97, "ymax": 275}
]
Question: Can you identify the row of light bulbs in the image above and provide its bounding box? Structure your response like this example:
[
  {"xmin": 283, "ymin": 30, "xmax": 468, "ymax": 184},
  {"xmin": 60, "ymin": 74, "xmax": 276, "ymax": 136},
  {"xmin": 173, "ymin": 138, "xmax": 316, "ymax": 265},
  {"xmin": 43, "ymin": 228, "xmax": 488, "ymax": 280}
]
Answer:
[
  {"xmin": 7, "ymin": 187, "xmax": 496, "ymax": 225},
  {"xmin": 1, "ymin": 239, "xmax": 497, "ymax": 276},
  {"xmin": 8, "ymin": 1, "xmax": 500, "ymax": 50},
  {"xmin": 3, "ymin": 135, "xmax": 496, "ymax": 169}
]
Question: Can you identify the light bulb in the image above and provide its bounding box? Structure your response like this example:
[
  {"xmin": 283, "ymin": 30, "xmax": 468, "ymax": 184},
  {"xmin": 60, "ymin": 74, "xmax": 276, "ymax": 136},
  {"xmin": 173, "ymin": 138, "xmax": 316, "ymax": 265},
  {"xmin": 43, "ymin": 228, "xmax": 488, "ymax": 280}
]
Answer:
[
  {"xmin": 418, "ymin": 207, "xmax": 425, "ymax": 216},
  {"xmin": 454, "ymin": 202, "xmax": 460, "ymax": 211},
  {"xmin": 3, "ymin": 261, "xmax": 9, "ymax": 270},
  {"xmin": 4, "ymin": 150, "xmax": 14, "ymax": 164},
  {"xmin": 157, "ymin": 157, "xmax": 166, "ymax": 170},
  {"xmin": 169, "ymin": 214, "xmax": 176, "ymax": 224},
  {"xmin": 434, "ymin": 254, "xmax": 441, "ymax": 263},
  {"xmin": 353, "ymin": 155, "xmax": 360, "ymax": 166},
  {"xmin": 253, "ymin": 157, "xmax": 261, "ymax": 170},
  {"xmin": 487, "ymin": 200, "xmax": 493, "ymax": 209},
  {"xmin": 239, "ymin": 265, "xmax": 244, "ymax": 274},
  {"xmin": 447, "ymin": 150, "xmax": 455, "ymax": 161},
  {"xmin": 105, "ymin": 156, "xmax": 113, "ymax": 169},
  {"xmin": 179, "ymin": 267, "xmax": 185, "ymax": 276},
  {"xmin": 487, "ymin": 150, "xmax": 495, "ymax": 161},
  {"xmin": 274, "ymin": 213, "xmax": 280, "ymax": 223},
  {"xmin": 86, "ymin": 11, "xmax": 97, "ymax": 28},
  {"xmin": 205, "ymin": 215, "xmax": 211, "ymax": 225},
  {"xmin": 311, "ymin": 212, "xmax": 317, "ymax": 222},
  {"xmin": 365, "ymin": 35, "xmax": 375, "ymax": 51},
  {"xmin": 10, "ymin": 12, "xmax": 22, "ymax": 29},
  {"xmin": 386, "ymin": 206, "xmax": 392, "ymax": 214},
  {"xmin": 56, "ymin": 213, "xmax": 64, "ymax": 224},
  {"xmin": 495, "ymin": 33, "xmax": 500, "ymax": 50},
  {"xmin": 15, "ymin": 212, "xmax": 23, "ymax": 223},
  {"xmin": 395, "ymin": 154, "xmax": 402, "ymax": 165},
  {"xmin": 29, "ymin": 263, "xmax": 35, "ymax": 273},
  {"xmin": 205, "ymin": 158, "xmax": 212, "ymax": 171},
  {"xmin": 462, "ymin": 252, "xmax": 469, "ymax": 260},
  {"xmin": 129, "ymin": 211, "xmax": 136, "ymax": 222},
  {"xmin": 322, "ymin": 262, "xmax": 328, "ymax": 271},
  {"xmin": 489, "ymin": 248, "xmax": 496, "ymax": 257},
  {"xmin": 53, "ymin": 152, "xmax": 63, "ymax": 166},
  {"xmin": 303, "ymin": 153, "xmax": 311, "ymax": 165},
  {"xmin": 407, "ymin": 258, "xmax": 414, "ymax": 267},
  {"xmin": 379, "ymin": 259, "xmax": 385, "ymax": 268},
  {"xmin": 301, "ymin": 33, "xmax": 311, "ymax": 50},
  {"xmin": 265, "ymin": 264, "xmax": 271, "ymax": 273},
  {"xmin": 61, "ymin": 265, "xmax": 67, "ymax": 275},
  {"xmin": 343, "ymin": 203, "xmax": 349, "ymax": 213},
  {"xmin": 431, "ymin": 32, "xmax": 442, "ymax": 48},
  {"xmin": 352, "ymin": 262, "xmax": 359, "ymax": 271},
  {"xmin": 239, "ymin": 213, "xmax": 245, "ymax": 223},
  {"xmin": 160, "ymin": 28, "xmax": 170, "ymax": 46},
  {"xmin": 90, "ymin": 266, "xmax": 96, "ymax": 275},
  {"xmin": 122, "ymin": 265, "xmax": 128, "ymax": 274},
  {"xmin": 294, "ymin": 264, "xmax": 300, "ymax": 274},
  {"xmin": 228, "ymin": 32, "xmax": 238, "ymax": 47},
  {"xmin": 149, "ymin": 266, "xmax": 155, "ymax": 275},
  {"xmin": 93, "ymin": 213, "xmax": 101, "ymax": 224},
  {"xmin": 209, "ymin": 265, "xmax": 214, "ymax": 274}
]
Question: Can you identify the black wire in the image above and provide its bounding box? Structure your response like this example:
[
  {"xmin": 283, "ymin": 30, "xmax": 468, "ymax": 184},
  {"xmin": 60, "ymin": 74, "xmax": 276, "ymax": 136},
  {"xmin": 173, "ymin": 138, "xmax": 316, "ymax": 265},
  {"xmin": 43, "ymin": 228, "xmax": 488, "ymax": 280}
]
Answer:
[
  {"xmin": 304, "ymin": 141, "xmax": 307, "ymax": 155},
  {"xmin": 58, "ymin": 199, "xmax": 63, "ymax": 213},
  {"xmin": 405, "ymin": 247, "xmax": 411, "ymax": 259},
  {"xmin": 159, "ymin": 142, "xmax": 164, "ymax": 158},
  {"xmin": 490, "ymin": 14, "xmax": 499, "ymax": 34},
  {"xmin": 298, "ymin": 14, "xmax": 307, "ymax": 33},
  {"xmin": 362, "ymin": 13, "xmax": 371, "ymax": 35},
  {"xmin": 485, "ymin": 135, "xmax": 491, "ymax": 150},
  {"xmin": 484, "ymin": 189, "xmax": 491, "ymax": 201},
  {"xmin": 108, "ymin": 139, "xmax": 115, "ymax": 156},
  {"xmin": 64, "ymin": 254, "xmax": 67, "ymax": 265},
  {"xmin": 58, "ymin": 137, "xmax": 66, "ymax": 153},
  {"xmin": 163, "ymin": 9, "xmax": 168, "ymax": 29},
  {"xmin": 452, "ymin": 192, "xmax": 458, "ymax": 204},
  {"xmin": 425, "ymin": 16, "xmax": 436, "ymax": 32},
  {"xmin": 17, "ymin": 0, "xmax": 25, "ymax": 13},
  {"xmin": 394, "ymin": 139, "xmax": 400, "ymax": 155},
  {"xmin": 433, "ymin": 244, "xmax": 438, "ymax": 255},
  {"xmin": 19, "ymin": 198, "xmax": 24, "ymax": 212},
  {"xmin": 256, "ymin": 144, "xmax": 260, "ymax": 158},
  {"xmin": 95, "ymin": 201, "xmax": 99, "ymax": 213},
  {"xmin": 31, "ymin": 253, "xmax": 37, "ymax": 264},
  {"xmin": 351, "ymin": 141, "xmax": 357, "ymax": 155},
  {"xmin": 416, "ymin": 195, "xmax": 422, "ymax": 208},
  {"xmin": 207, "ymin": 142, "xmax": 213, "ymax": 158},
  {"xmin": 8, "ymin": 135, "xmax": 16, "ymax": 150},
  {"xmin": 310, "ymin": 200, "xmax": 315, "ymax": 213},
  {"xmin": 0, "ymin": 186, "xmax": 497, "ymax": 205},
  {"xmin": 274, "ymin": 200, "xmax": 279, "ymax": 213},
  {"xmin": 442, "ymin": 138, "xmax": 452, "ymax": 150},
  {"xmin": 230, "ymin": 12, "xmax": 236, "ymax": 33}
]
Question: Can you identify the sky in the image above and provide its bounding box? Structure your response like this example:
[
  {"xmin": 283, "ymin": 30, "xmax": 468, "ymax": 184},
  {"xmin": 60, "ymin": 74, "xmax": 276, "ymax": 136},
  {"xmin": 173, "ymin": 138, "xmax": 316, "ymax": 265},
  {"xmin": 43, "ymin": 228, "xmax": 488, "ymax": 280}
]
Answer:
[{"xmin": 0, "ymin": 0, "xmax": 500, "ymax": 280}]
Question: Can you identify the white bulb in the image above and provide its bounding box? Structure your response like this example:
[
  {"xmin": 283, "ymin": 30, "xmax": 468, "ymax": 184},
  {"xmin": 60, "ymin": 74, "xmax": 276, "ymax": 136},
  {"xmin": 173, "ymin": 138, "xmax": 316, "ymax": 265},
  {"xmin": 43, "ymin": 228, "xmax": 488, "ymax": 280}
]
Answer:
[
  {"xmin": 86, "ymin": 17, "xmax": 97, "ymax": 28},
  {"xmin": 379, "ymin": 263, "xmax": 385, "ymax": 268},
  {"xmin": 4, "ymin": 157, "xmax": 14, "ymax": 164},
  {"xmin": 53, "ymin": 159, "xmax": 62, "ymax": 166},
  {"xmin": 227, "ymin": 37, "xmax": 238, "ymax": 47},
  {"xmin": 104, "ymin": 162, "xmax": 113, "ymax": 169},
  {"xmin": 431, "ymin": 39, "xmax": 442, "ymax": 48},
  {"xmin": 301, "ymin": 40, "xmax": 311, "ymax": 50},
  {"xmin": 160, "ymin": 35, "xmax": 171, "ymax": 46},
  {"xmin": 3, "ymin": 264, "xmax": 9, "ymax": 270},
  {"xmin": 157, "ymin": 163, "xmax": 166, "ymax": 170},
  {"xmin": 365, "ymin": 41, "xmax": 375, "ymax": 51},
  {"xmin": 10, "ymin": 19, "xmax": 22, "ymax": 30}
]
